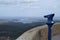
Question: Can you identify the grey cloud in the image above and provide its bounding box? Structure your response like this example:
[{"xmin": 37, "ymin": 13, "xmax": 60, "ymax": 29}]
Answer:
[{"xmin": 0, "ymin": 0, "xmax": 38, "ymax": 5}]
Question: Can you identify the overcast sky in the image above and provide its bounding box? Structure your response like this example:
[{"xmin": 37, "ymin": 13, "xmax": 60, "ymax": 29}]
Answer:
[{"xmin": 0, "ymin": 0, "xmax": 60, "ymax": 18}]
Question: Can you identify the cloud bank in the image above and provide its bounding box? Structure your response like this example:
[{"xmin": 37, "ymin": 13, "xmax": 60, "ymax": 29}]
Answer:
[
  {"xmin": 0, "ymin": 0, "xmax": 59, "ymax": 17},
  {"xmin": 0, "ymin": 0, "xmax": 39, "ymax": 5}
]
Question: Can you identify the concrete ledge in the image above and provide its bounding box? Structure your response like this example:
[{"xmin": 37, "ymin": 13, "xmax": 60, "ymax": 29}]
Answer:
[{"xmin": 16, "ymin": 23, "xmax": 60, "ymax": 40}]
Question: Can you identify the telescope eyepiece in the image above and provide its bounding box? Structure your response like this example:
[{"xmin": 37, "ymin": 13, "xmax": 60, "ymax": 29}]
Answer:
[
  {"xmin": 44, "ymin": 14, "xmax": 55, "ymax": 25},
  {"xmin": 44, "ymin": 14, "xmax": 54, "ymax": 18}
]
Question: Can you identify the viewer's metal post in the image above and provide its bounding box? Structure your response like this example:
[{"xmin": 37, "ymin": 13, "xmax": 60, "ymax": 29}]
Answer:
[{"xmin": 44, "ymin": 14, "xmax": 55, "ymax": 40}]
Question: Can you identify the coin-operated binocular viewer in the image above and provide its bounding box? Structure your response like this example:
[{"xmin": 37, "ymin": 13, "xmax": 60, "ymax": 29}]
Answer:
[{"xmin": 44, "ymin": 14, "xmax": 55, "ymax": 40}]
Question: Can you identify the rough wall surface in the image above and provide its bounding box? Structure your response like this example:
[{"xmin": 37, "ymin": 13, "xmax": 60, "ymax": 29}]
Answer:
[{"xmin": 16, "ymin": 23, "xmax": 60, "ymax": 40}]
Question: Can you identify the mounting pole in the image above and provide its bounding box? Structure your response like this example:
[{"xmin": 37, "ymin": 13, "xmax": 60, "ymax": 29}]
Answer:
[{"xmin": 44, "ymin": 14, "xmax": 55, "ymax": 40}]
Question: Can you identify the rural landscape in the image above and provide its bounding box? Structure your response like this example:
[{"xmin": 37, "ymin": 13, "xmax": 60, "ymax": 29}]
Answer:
[
  {"xmin": 0, "ymin": 0, "xmax": 60, "ymax": 40},
  {"xmin": 0, "ymin": 17, "xmax": 60, "ymax": 40}
]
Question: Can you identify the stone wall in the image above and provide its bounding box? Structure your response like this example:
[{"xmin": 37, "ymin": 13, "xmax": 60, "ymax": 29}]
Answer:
[
  {"xmin": 16, "ymin": 23, "xmax": 60, "ymax": 40},
  {"xmin": 40, "ymin": 23, "xmax": 60, "ymax": 40}
]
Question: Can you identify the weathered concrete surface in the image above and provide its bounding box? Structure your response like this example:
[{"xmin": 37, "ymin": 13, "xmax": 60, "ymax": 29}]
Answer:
[
  {"xmin": 16, "ymin": 23, "xmax": 60, "ymax": 40},
  {"xmin": 52, "ymin": 34, "xmax": 60, "ymax": 40}
]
